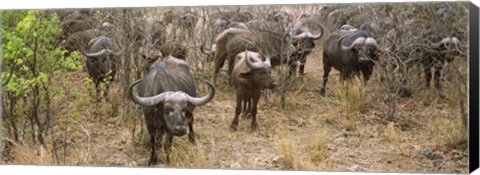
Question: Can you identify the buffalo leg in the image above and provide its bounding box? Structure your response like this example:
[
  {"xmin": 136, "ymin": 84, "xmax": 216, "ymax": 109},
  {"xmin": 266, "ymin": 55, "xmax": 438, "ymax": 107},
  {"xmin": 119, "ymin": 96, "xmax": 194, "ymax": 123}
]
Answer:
[
  {"xmin": 288, "ymin": 61, "xmax": 298, "ymax": 77},
  {"xmin": 433, "ymin": 63, "xmax": 443, "ymax": 91},
  {"xmin": 246, "ymin": 98, "xmax": 252, "ymax": 119},
  {"xmin": 213, "ymin": 54, "xmax": 226, "ymax": 85},
  {"xmin": 148, "ymin": 134, "xmax": 157, "ymax": 166},
  {"xmin": 423, "ymin": 65, "xmax": 432, "ymax": 89},
  {"xmin": 95, "ymin": 84, "xmax": 102, "ymax": 103},
  {"xmin": 299, "ymin": 55, "xmax": 307, "ymax": 75},
  {"xmin": 319, "ymin": 65, "xmax": 331, "ymax": 96},
  {"xmin": 229, "ymin": 93, "xmax": 242, "ymax": 131},
  {"xmin": 241, "ymin": 99, "xmax": 246, "ymax": 118},
  {"xmin": 243, "ymin": 98, "xmax": 252, "ymax": 119},
  {"xmin": 251, "ymin": 95, "xmax": 260, "ymax": 131},
  {"xmin": 186, "ymin": 112, "xmax": 195, "ymax": 144},
  {"xmin": 104, "ymin": 82, "xmax": 111, "ymax": 102},
  {"xmin": 164, "ymin": 134, "xmax": 174, "ymax": 163},
  {"xmin": 227, "ymin": 58, "xmax": 236, "ymax": 77},
  {"xmin": 362, "ymin": 67, "xmax": 373, "ymax": 85}
]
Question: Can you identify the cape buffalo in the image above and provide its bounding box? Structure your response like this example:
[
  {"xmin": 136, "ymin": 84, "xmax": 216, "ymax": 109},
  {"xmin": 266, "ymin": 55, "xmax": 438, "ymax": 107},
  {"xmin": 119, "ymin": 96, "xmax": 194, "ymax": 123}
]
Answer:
[
  {"xmin": 422, "ymin": 36, "xmax": 462, "ymax": 91},
  {"xmin": 84, "ymin": 36, "xmax": 121, "ymax": 101},
  {"xmin": 229, "ymin": 51, "xmax": 276, "ymax": 132},
  {"xmin": 320, "ymin": 30, "xmax": 379, "ymax": 96},
  {"xmin": 159, "ymin": 41, "xmax": 188, "ymax": 60},
  {"xmin": 139, "ymin": 46, "xmax": 163, "ymax": 74},
  {"xmin": 63, "ymin": 29, "xmax": 101, "ymax": 57},
  {"xmin": 211, "ymin": 27, "xmax": 322, "ymax": 85},
  {"xmin": 141, "ymin": 16, "xmax": 166, "ymax": 47},
  {"xmin": 266, "ymin": 10, "xmax": 292, "ymax": 28},
  {"xmin": 288, "ymin": 26, "xmax": 324, "ymax": 76},
  {"xmin": 210, "ymin": 9, "xmax": 254, "ymax": 35},
  {"xmin": 139, "ymin": 42, "xmax": 187, "ymax": 74},
  {"xmin": 58, "ymin": 10, "xmax": 98, "ymax": 36},
  {"xmin": 128, "ymin": 56, "xmax": 215, "ymax": 165}
]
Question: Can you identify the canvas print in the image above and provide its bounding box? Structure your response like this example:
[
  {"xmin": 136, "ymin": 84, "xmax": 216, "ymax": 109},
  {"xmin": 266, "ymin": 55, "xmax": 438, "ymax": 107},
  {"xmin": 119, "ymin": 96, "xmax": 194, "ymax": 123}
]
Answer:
[{"xmin": 0, "ymin": 1, "xmax": 470, "ymax": 173}]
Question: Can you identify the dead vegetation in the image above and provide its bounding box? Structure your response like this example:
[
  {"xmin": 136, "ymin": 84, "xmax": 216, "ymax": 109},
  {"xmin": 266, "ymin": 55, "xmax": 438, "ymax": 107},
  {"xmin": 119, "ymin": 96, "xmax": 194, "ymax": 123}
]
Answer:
[{"xmin": 1, "ymin": 2, "xmax": 469, "ymax": 174}]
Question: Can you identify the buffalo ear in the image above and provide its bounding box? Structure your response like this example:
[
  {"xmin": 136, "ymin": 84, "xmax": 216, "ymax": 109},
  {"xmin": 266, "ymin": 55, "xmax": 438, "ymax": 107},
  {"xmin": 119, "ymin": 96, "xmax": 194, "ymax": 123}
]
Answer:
[{"xmin": 239, "ymin": 71, "xmax": 253, "ymax": 79}]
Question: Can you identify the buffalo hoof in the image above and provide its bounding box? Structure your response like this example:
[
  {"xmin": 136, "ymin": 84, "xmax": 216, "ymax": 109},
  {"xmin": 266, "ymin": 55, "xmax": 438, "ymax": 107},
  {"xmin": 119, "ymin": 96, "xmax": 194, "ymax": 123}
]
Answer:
[
  {"xmin": 251, "ymin": 125, "xmax": 257, "ymax": 132},
  {"xmin": 319, "ymin": 88, "xmax": 326, "ymax": 96},
  {"xmin": 242, "ymin": 114, "xmax": 252, "ymax": 119},
  {"xmin": 148, "ymin": 157, "xmax": 157, "ymax": 166},
  {"xmin": 188, "ymin": 136, "xmax": 196, "ymax": 145}
]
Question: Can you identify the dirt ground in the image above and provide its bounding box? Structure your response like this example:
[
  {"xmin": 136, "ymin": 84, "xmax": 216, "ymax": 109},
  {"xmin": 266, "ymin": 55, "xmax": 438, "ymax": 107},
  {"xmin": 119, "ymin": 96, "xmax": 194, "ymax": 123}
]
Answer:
[{"xmin": 37, "ymin": 44, "xmax": 468, "ymax": 174}]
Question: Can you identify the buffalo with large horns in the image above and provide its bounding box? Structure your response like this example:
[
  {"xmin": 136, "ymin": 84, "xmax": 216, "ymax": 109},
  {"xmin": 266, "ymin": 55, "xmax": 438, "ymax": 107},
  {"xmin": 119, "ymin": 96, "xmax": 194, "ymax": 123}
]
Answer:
[
  {"xmin": 84, "ymin": 36, "xmax": 121, "ymax": 101},
  {"xmin": 320, "ymin": 30, "xmax": 379, "ymax": 96},
  {"xmin": 230, "ymin": 51, "xmax": 276, "ymax": 132},
  {"xmin": 128, "ymin": 56, "xmax": 215, "ymax": 165},
  {"xmin": 422, "ymin": 36, "xmax": 463, "ymax": 91}
]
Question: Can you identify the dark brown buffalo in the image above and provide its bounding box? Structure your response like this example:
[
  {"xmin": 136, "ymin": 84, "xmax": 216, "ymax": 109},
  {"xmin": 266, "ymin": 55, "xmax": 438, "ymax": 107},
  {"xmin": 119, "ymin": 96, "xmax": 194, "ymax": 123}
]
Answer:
[
  {"xmin": 298, "ymin": 13, "xmax": 325, "ymax": 34},
  {"xmin": 211, "ymin": 9, "xmax": 254, "ymax": 24},
  {"xmin": 177, "ymin": 11, "xmax": 199, "ymax": 29},
  {"xmin": 320, "ymin": 30, "xmax": 379, "ymax": 96},
  {"xmin": 199, "ymin": 43, "xmax": 216, "ymax": 62},
  {"xmin": 58, "ymin": 10, "xmax": 99, "ymax": 37},
  {"xmin": 173, "ymin": 11, "xmax": 199, "ymax": 39},
  {"xmin": 128, "ymin": 56, "xmax": 215, "ymax": 165},
  {"xmin": 63, "ymin": 29, "xmax": 101, "ymax": 57},
  {"xmin": 139, "ymin": 42, "xmax": 187, "ymax": 74},
  {"xmin": 139, "ymin": 46, "xmax": 163, "ymax": 74},
  {"xmin": 229, "ymin": 51, "xmax": 276, "ymax": 132},
  {"xmin": 421, "ymin": 36, "xmax": 462, "ymax": 91},
  {"xmin": 84, "ymin": 36, "xmax": 121, "ymax": 100},
  {"xmin": 325, "ymin": 7, "xmax": 361, "ymax": 32},
  {"xmin": 210, "ymin": 9, "xmax": 254, "ymax": 34},
  {"xmin": 141, "ymin": 16, "xmax": 166, "ymax": 47},
  {"xmin": 266, "ymin": 10, "xmax": 292, "ymax": 28},
  {"xmin": 288, "ymin": 26, "xmax": 324, "ymax": 76},
  {"xmin": 159, "ymin": 42, "xmax": 188, "ymax": 60}
]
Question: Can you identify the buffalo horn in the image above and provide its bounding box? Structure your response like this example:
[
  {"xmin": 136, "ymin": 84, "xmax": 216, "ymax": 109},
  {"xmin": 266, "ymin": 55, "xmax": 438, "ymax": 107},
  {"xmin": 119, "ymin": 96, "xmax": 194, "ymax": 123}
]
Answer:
[
  {"xmin": 186, "ymin": 80, "xmax": 216, "ymax": 106},
  {"xmin": 264, "ymin": 55, "xmax": 271, "ymax": 67},
  {"xmin": 431, "ymin": 37, "xmax": 451, "ymax": 48},
  {"xmin": 244, "ymin": 52, "xmax": 263, "ymax": 69},
  {"xmin": 451, "ymin": 37, "xmax": 460, "ymax": 45},
  {"xmin": 365, "ymin": 37, "xmax": 378, "ymax": 48},
  {"xmin": 341, "ymin": 37, "xmax": 366, "ymax": 52},
  {"xmin": 128, "ymin": 79, "xmax": 168, "ymax": 107},
  {"xmin": 307, "ymin": 26, "xmax": 323, "ymax": 40},
  {"xmin": 84, "ymin": 49, "xmax": 112, "ymax": 57}
]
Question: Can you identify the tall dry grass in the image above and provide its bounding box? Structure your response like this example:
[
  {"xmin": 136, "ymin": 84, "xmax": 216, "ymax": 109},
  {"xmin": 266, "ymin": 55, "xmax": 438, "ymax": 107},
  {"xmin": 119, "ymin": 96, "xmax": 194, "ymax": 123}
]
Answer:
[
  {"xmin": 321, "ymin": 77, "xmax": 368, "ymax": 131},
  {"xmin": 276, "ymin": 129, "xmax": 334, "ymax": 170}
]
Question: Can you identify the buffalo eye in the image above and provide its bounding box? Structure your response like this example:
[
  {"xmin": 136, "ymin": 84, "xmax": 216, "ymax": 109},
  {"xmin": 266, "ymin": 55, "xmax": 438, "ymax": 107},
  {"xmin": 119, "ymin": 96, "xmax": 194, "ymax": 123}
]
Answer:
[
  {"xmin": 353, "ymin": 49, "xmax": 361, "ymax": 55},
  {"xmin": 262, "ymin": 71, "xmax": 267, "ymax": 75},
  {"xmin": 165, "ymin": 108, "xmax": 174, "ymax": 116}
]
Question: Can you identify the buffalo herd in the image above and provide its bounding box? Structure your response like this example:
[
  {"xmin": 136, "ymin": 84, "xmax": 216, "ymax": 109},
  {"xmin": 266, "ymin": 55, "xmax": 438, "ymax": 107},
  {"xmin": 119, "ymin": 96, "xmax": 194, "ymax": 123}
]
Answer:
[{"xmin": 56, "ymin": 3, "xmax": 466, "ymax": 165}]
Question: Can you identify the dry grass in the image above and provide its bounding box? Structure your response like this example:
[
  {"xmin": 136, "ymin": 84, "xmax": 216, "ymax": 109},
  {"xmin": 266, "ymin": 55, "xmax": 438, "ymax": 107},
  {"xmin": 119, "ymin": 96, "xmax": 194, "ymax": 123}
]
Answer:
[
  {"xmin": 9, "ymin": 144, "xmax": 55, "ymax": 165},
  {"xmin": 385, "ymin": 122, "xmax": 404, "ymax": 155},
  {"xmin": 275, "ymin": 128, "xmax": 334, "ymax": 171},
  {"xmin": 1, "ymin": 5, "xmax": 469, "ymax": 173},
  {"xmin": 2, "ymin": 48, "xmax": 468, "ymax": 173},
  {"xmin": 320, "ymin": 77, "xmax": 368, "ymax": 131}
]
